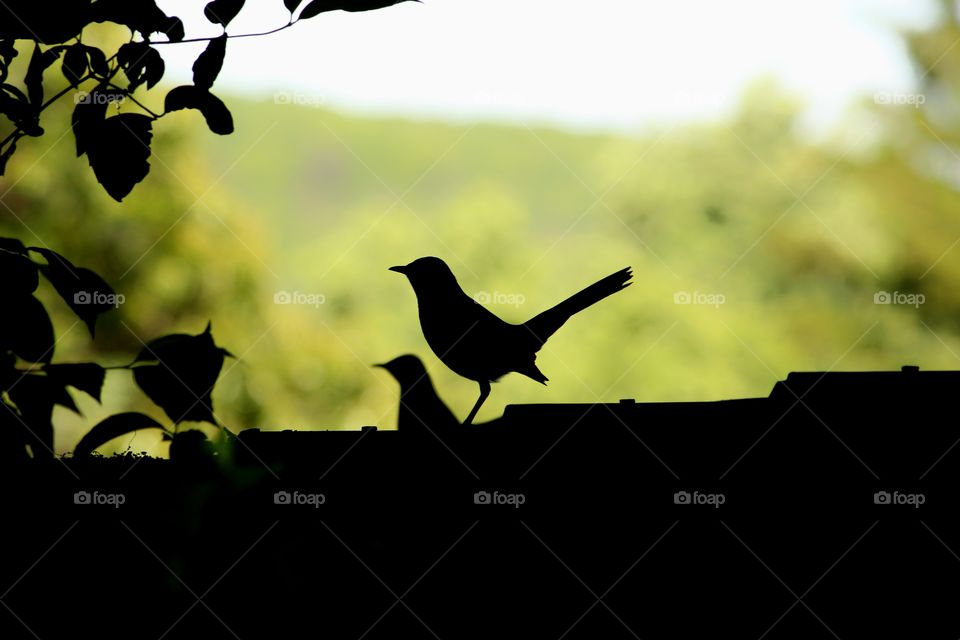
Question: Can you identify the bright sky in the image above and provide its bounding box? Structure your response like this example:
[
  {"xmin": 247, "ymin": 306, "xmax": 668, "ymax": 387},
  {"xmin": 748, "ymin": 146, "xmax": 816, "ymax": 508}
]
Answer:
[{"xmin": 157, "ymin": 0, "xmax": 938, "ymax": 132}]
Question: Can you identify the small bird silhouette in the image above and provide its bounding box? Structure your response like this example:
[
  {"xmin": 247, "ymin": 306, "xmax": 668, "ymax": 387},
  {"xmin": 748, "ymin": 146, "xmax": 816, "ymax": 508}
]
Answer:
[
  {"xmin": 375, "ymin": 354, "xmax": 460, "ymax": 432},
  {"xmin": 390, "ymin": 257, "xmax": 632, "ymax": 425}
]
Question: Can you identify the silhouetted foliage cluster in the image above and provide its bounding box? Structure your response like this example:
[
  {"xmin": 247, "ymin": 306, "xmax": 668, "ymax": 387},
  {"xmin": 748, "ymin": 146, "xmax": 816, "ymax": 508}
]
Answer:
[
  {"xmin": 0, "ymin": 0, "xmax": 415, "ymax": 200},
  {"xmin": 0, "ymin": 236, "xmax": 234, "ymax": 461}
]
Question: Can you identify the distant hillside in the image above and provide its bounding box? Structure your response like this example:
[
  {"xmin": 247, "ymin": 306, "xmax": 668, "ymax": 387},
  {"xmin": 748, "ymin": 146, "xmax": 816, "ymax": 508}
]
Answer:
[{"xmin": 205, "ymin": 99, "xmax": 623, "ymax": 262}]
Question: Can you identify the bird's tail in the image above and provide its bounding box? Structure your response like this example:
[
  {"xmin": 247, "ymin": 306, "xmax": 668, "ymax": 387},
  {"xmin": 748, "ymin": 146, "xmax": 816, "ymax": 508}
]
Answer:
[{"xmin": 522, "ymin": 267, "xmax": 632, "ymax": 348}]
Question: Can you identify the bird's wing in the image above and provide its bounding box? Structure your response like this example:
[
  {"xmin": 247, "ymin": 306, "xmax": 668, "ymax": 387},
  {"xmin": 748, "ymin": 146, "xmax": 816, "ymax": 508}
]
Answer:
[{"xmin": 419, "ymin": 293, "xmax": 511, "ymax": 354}]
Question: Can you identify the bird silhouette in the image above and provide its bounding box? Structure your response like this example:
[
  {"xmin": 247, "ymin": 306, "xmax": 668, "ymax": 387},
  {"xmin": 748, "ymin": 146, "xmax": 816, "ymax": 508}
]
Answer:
[
  {"xmin": 390, "ymin": 257, "xmax": 632, "ymax": 425},
  {"xmin": 375, "ymin": 354, "xmax": 460, "ymax": 432}
]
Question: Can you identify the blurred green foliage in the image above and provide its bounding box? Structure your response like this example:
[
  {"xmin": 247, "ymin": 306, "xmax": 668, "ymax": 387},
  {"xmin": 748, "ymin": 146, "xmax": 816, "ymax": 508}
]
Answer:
[{"xmin": 4, "ymin": 9, "xmax": 960, "ymax": 456}]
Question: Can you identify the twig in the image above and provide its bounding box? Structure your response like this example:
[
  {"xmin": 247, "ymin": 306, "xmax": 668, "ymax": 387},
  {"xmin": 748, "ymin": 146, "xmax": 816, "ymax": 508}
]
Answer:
[{"xmin": 149, "ymin": 20, "xmax": 296, "ymax": 45}]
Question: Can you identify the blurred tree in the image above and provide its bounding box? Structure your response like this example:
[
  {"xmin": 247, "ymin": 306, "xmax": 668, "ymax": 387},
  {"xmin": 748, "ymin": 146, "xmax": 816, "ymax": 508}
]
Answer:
[
  {"xmin": 0, "ymin": 66, "xmax": 274, "ymax": 454},
  {"xmin": 866, "ymin": 0, "xmax": 960, "ymax": 334}
]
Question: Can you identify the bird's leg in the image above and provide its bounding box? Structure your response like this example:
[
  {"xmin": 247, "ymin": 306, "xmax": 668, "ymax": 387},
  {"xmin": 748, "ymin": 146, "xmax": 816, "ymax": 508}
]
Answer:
[{"xmin": 463, "ymin": 381, "xmax": 490, "ymax": 426}]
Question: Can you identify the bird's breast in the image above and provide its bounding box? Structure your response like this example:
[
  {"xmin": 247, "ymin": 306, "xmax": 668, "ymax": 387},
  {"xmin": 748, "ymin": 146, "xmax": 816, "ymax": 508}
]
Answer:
[{"xmin": 416, "ymin": 299, "xmax": 527, "ymax": 382}]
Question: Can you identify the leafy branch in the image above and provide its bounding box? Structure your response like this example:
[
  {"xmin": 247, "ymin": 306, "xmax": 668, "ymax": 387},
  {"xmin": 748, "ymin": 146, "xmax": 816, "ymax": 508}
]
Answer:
[
  {"xmin": 0, "ymin": 236, "xmax": 235, "ymax": 462},
  {"xmin": 0, "ymin": 0, "xmax": 418, "ymax": 201}
]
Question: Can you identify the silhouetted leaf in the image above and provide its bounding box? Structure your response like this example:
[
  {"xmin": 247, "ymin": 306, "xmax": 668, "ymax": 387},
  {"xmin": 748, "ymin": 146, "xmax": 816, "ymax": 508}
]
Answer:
[
  {"xmin": 163, "ymin": 85, "xmax": 197, "ymax": 112},
  {"xmin": 299, "ymin": 0, "xmax": 415, "ymax": 18},
  {"xmin": 91, "ymin": 0, "xmax": 183, "ymax": 40},
  {"xmin": 23, "ymin": 46, "xmax": 42, "ymax": 105},
  {"xmin": 5, "ymin": 373, "xmax": 76, "ymax": 458},
  {"xmin": 195, "ymin": 92, "xmax": 233, "ymax": 134},
  {"xmin": 60, "ymin": 44, "xmax": 108, "ymax": 86},
  {"xmin": 74, "ymin": 412, "xmax": 165, "ymax": 457},
  {"xmin": 85, "ymin": 45, "xmax": 108, "ymax": 76},
  {"xmin": 4, "ymin": 377, "xmax": 54, "ymax": 458},
  {"xmin": 204, "ymin": 0, "xmax": 245, "ymax": 26},
  {"xmin": 192, "ymin": 34, "xmax": 226, "ymax": 91},
  {"xmin": 0, "ymin": 0, "xmax": 90, "ymax": 43},
  {"xmin": 24, "ymin": 43, "xmax": 62, "ymax": 107},
  {"xmin": 162, "ymin": 16, "xmax": 185, "ymax": 42},
  {"xmin": 29, "ymin": 247, "xmax": 118, "ymax": 336},
  {"xmin": 342, "ymin": 0, "xmax": 418, "ymax": 10},
  {"xmin": 9, "ymin": 373, "xmax": 78, "ymax": 414},
  {"xmin": 0, "ymin": 236, "xmax": 27, "ymax": 252},
  {"xmin": 43, "ymin": 363, "xmax": 106, "ymax": 402},
  {"xmin": 0, "ymin": 38, "xmax": 19, "ymax": 83},
  {"xmin": 61, "ymin": 43, "xmax": 87, "ymax": 86},
  {"xmin": 86, "ymin": 113, "xmax": 154, "ymax": 201},
  {"xmin": 0, "ymin": 295, "xmax": 55, "ymax": 363},
  {"xmin": 0, "ymin": 398, "xmax": 30, "ymax": 462},
  {"xmin": 0, "ymin": 140, "xmax": 15, "ymax": 175},
  {"xmin": 71, "ymin": 87, "xmax": 119, "ymax": 157},
  {"xmin": 0, "ymin": 237, "xmax": 27, "ymax": 254},
  {"xmin": 164, "ymin": 85, "xmax": 234, "ymax": 135},
  {"xmin": 0, "ymin": 84, "xmax": 23, "ymax": 112},
  {"xmin": 0, "ymin": 245, "xmax": 39, "ymax": 294},
  {"xmin": 284, "ymin": 0, "xmax": 303, "ymax": 12},
  {"xmin": 133, "ymin": 323, "xmax": 231, "ymax": 424},
  {"xmin": 0, "ymin": 84, "xmax": 41, "ymax": 136},
  {"xmin": 1, "ymin": 84, "xmax": 31, "ymax": 109},
  {"xmin": 298, "ymin": 0, "xmax": 339, "ymax": 19},
  {"xmin": 117, "ymin": 42, "xmax": 165, "ymax": 91}
]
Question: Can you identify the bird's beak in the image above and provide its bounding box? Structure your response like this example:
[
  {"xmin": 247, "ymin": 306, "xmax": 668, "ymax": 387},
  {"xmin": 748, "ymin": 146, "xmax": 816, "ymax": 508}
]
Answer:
[
  {"xmin": 372, "ymin": 363, "xmax": 385, "ymax": 369},
  {"xmin": 388, "ymin": 265, "xmax": 407, "ymax": 274}
]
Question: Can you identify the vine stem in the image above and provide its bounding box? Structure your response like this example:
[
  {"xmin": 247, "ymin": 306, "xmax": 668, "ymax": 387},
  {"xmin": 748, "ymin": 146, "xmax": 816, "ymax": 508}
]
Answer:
[
  {"xmin": 105, "ymin": 83, "xmax": 162, "ymax": 119},
  {"xmin": 150, "ymin": 20, "xmax": 296, "ymax": 45}
]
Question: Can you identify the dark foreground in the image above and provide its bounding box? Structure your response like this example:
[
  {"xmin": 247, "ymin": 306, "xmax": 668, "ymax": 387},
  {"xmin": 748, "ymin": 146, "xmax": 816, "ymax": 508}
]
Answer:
[{"xmin": 2, "ymin": 367, "xmax": 959, "ymax": 638}]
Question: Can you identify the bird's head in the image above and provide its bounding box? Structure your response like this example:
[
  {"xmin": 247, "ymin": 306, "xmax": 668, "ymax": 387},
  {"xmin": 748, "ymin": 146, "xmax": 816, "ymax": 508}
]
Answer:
[
  {"xmin": 389, "ymin": 256, "xmax": 461, "ymax": 295},
  {"xmin": 374, "ymin": 354, "xmax": 429, "ymax": 388}
]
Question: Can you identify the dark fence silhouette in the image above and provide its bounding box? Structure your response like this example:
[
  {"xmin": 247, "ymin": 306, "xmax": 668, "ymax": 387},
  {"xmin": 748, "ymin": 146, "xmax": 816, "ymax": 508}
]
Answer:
[{"xmin": 3, "ymin": 364, "xmax": 958, "ymax": 638}]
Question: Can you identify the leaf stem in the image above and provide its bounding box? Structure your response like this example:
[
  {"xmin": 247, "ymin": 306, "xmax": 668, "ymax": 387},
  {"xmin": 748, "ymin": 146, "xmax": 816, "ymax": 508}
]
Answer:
[
  {"xmin": 106, "ymin": 83, "xmax": 162, "ymax": 119},
  {"xmin": 149, "ymin": 20, "xmax": 296, "ymax": 45}
]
